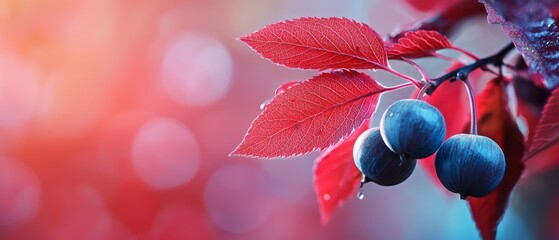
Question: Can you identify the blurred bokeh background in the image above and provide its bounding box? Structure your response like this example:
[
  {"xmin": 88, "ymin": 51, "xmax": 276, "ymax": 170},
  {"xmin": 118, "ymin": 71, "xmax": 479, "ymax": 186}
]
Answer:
[{"xmin": 0, "ymin": 0, "xmax": 554, "ymax": 239}]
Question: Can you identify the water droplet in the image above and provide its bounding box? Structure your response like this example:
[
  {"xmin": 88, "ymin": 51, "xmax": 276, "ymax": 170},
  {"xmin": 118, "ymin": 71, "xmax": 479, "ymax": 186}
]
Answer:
[
  {"xmin": 388, "ymin": 113, "xmax": 394, "ymax": 117},
  {"xmin": 357, "ymin": 192, "xmax": 364, "ymax": 200},
  {"xmin": 359, "ymin": 174, "xmax": 371, "ymax": 188},
  {"xmin": 260, "ymin": 99, "xmax": 271, "ymax": 110},
  {"xmin": 275, "ymin": 80, "xmax": 299, "ymax": 95},
  {"xmin": 323, "ymin": 194, "xmax": 331, "ymax": 201}
]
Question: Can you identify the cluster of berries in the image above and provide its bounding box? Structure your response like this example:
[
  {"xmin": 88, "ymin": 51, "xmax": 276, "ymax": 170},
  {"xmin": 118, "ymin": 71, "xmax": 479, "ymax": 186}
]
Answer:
[{"xmin": 353, "ymin": 99, "xmax": 506, "ymax": 199}]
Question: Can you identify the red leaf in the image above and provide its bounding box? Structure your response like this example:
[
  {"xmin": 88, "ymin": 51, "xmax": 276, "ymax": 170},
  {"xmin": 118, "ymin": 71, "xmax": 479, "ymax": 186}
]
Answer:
[
  {"xmin": 466, "ymin": 79, "xmax": 525, "ymax": 240},
  {"xmin": 313, "ymin": 118, "xmax": 370, "ymax": 224},
  {"xmin": 387, "ymin": 30, "xmax": 452, "ymax": 59},
  {"xmin": 231, "ymin": 71, "xmax": 393, "ymax": 158},
  {"xmin": 524, "ymin": 87, "xmax": 559, "ymax": 161},
  {"xmin": 240, "ymin": 17, "xmax": 387, "ymax": 70},
  {"xmin": 480, "ymin": 0, "xmax": 559, "ymax": 89}
]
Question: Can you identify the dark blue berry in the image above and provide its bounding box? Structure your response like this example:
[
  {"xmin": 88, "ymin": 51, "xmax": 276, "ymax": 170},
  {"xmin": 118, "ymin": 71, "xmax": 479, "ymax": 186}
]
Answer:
[
  {"xmin": 353, "ymin": 128, "xmax": 416, "ymax": 186},
  {"xmin": 435, "ymin": 134, "xmax": 506, "ymax": 199},
  {"xmin": 380, "ymin": 99, "xmax": 446, "ymax": 159}
]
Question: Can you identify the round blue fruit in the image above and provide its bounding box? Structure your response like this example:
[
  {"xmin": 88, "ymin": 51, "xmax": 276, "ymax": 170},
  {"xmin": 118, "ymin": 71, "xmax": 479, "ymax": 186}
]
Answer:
[
  {"xmin": 353, "ymin": 128, "xmax": 416, "ymax": 186},
  {"xmin": 380, "ymin": 99, "xmax": 446, "ymax": 159},
  {"xmin": 435, "ymin": 134, "xmax": 506, "ymax": 199}
]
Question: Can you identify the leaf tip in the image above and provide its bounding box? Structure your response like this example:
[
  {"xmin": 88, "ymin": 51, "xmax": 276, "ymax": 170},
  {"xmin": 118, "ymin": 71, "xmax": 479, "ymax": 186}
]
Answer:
[
  {"xmin": 229, "ymin": 143, "xmax": 278, "ymax": 159},
  {"xmin": 229, "ymin": 141, "xmax": 248, "ymax": 157},
  {"xmin": 229, "ymin": 143, "xmax": 247, "ymax": 157},
  {"xmin": 228, "ymin": 151, "xmax": 257, "ymax": 159},
  {"xmin": 238, "ymin": 35, "xmax": 251, "ymax": 44},
  {"xmin": 227, "ymin": 151, "xmax": 238, "ymax": 157},
  {"xmin": 316, "ymin": 198, "xmax": 332, "ymax": 225}
]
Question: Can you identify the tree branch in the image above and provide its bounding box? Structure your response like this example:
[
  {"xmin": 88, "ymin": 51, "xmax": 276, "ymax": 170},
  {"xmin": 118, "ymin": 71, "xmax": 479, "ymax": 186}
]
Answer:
[{"xmin": 425, "ymin": 43, "xmax": 515, "ymax": 95}]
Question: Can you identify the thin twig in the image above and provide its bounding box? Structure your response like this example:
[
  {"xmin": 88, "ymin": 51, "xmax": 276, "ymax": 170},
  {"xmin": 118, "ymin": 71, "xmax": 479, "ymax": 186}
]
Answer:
[{"xmin": 425, "ymin": 42, "xmax": 515, "ymax": 95}]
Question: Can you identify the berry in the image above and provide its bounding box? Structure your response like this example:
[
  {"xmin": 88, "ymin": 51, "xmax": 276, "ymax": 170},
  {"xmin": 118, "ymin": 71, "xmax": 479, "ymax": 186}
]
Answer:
[
  {"xmin": 380, "ymin": 99, "xmax": 446, "ymax": 159},
  {"xmin": 353, "ymin": 128, "xmax": 416, "ymax": 186},
  {"xmin": 434, "ymin": 134, "xmax": 506, "ymax": 199}
]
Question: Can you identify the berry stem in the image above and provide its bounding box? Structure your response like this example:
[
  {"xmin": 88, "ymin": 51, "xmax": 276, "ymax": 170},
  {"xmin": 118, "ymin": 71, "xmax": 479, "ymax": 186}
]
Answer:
[
  {"xmin": 463, "ymin": 78, "xmax": 478, "ymax": 135},
  {"xmin": 416, "ymin": 83, "xmax": 432, "ymax": 100},
  {"xmin": 425, "ymin": 42, "xmax": 515, "ymax": 95}
]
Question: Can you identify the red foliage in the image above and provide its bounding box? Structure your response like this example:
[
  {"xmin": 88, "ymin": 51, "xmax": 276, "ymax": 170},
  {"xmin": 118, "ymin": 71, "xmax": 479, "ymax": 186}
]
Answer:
[
  {"xmin": 240, "ymin": 17, "xmax": 387, "ymax": 70},
  {"xmin": 231, "ymin": 71, "xmax": 388, "ymax": 158},
  {"xmin": 235, "ymin": 2, "xmax": 559, "ymax": 237},
  {"xmin": 524, "ymin": 87, "xmax": 559, "ymax": 162},
  {"xmin": 387, "ymin": 30, "xmax": 452, "ymax": 59},
  {"xmin": 313, "ymin": 118, "xmax": 370, "ymax": 224}
]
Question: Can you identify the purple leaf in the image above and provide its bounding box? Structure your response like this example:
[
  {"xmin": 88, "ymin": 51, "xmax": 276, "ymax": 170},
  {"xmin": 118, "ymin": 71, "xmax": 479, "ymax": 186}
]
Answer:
[{"xmin": 480, "ymin": 0, "xmax": 559, "ymax": 89}]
